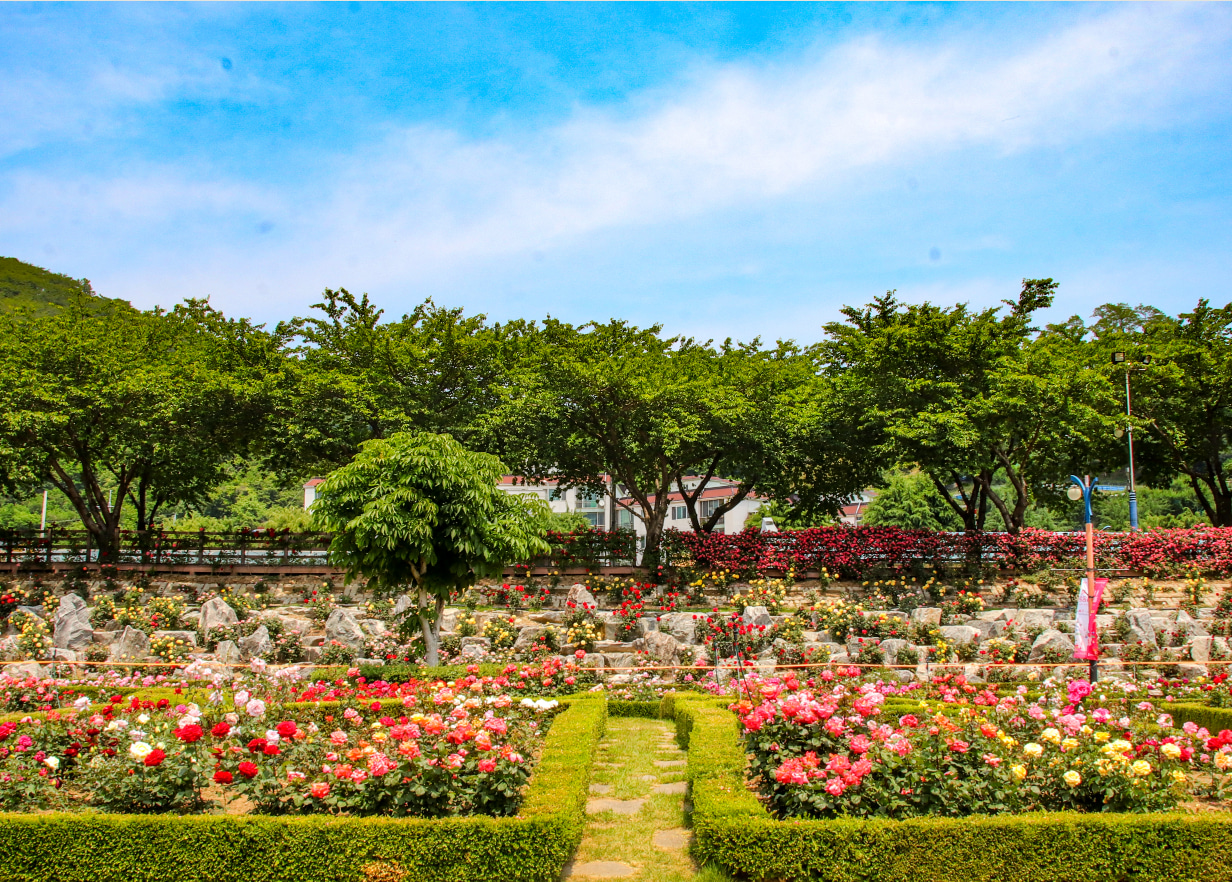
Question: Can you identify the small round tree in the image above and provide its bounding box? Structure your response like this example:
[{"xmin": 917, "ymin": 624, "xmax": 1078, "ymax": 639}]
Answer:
[{"xmin": 310, "ymin": 431, "xmax": 552, "ymax": 665}]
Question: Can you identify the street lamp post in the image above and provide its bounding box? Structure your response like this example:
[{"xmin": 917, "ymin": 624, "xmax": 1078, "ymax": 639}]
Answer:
[
  {"xmin": 1068, "ymin": 475, "xmax": 1100, "ymax": 683},
  {"xmin": 1111, "ymin": 352, "xmax": 1150, "ymax": 532}
]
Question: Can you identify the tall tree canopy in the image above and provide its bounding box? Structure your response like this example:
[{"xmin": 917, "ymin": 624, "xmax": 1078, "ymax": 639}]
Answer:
[
  {"xmin": 820, "ymin": 281, "xmax": 1116, "ymax": 533},
  {"xmin": 0, "ymin": 298, "xmax": 276, "ymax": 555},
  {"xmin": 269, "ymin": 290, "xmax": 524, "ymax": 476}
]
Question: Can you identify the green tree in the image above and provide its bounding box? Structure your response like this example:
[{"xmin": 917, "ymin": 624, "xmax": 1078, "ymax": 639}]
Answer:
[
  {"xmin": 820, "ymin": 281, "xmax": 1114, "ymax": 533},
  {"xmin": 270, "ymin": 290, "xmax": 522, "ymax": 476},
  {"xmin": 862, "ymin": 472, "xmax": 963, "ymax": 531},
  {"xmin": 0, "ymin": 298, "xmax": 276, "ymax": 556},
  {"xmin": 491, "ymin": 320, "xmax": 869, "ymax": 561},
  {"xmin": 1088, "ymin": 300, "xmax": 1232, "ymax": 526},
  {"xmin": 309, "ymin": 432, "xmax": 551, "ymax": 665}
]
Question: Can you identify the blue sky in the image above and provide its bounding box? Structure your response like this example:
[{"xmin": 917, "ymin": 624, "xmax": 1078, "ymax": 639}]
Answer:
[{"xmin": 1, "ymin": 2, "xmax": 1230, "ymax": 341}]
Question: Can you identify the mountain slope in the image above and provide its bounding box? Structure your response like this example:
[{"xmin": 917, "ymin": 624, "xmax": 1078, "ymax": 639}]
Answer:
[{"xmin": 0, "ymin": 256, "xmax": 131, "ymax": 315}]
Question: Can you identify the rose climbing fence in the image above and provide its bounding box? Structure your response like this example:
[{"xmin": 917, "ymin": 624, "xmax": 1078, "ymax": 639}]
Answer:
[{"xmin": 4, "ymin": 524, "xmax": 1232, "ymax": 577}]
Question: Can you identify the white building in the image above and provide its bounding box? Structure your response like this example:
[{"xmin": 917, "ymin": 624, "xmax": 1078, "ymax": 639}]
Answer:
[
  {"xmin": 496, "ymin": 475, "xmax": 611, "ymax": 529},
  {"xmin": 617, "ymin": 476, "xmax": 768, "ymax": 540}
]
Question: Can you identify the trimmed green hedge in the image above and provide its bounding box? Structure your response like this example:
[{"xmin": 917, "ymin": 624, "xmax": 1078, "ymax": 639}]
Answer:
[
  {"xmin": 1167, "ymin": 702, "xmax": 1232, "ymax": 734},
  {"xmin": 607, "ymin": 699, "xmax": 661, "ymax": 718},
  {"xmin": 675, "ymin": 697, "xmax": 1232, "ymax": 882},
  {"xmin": 0, "ymin": 697, "xmax": 607, "ymax": 882}
]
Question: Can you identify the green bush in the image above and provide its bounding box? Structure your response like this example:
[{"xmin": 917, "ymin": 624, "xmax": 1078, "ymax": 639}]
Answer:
[
  {"xmin": 674, "ymin": 697, "xmax": 1232, "ymax": 882},
  {"xmin": 0, "ymin": 697, "xmax": 606, "ymax": 882},
  {"xmin": 607, "ymin": 699, "xmax": 660, "ymax": 718},
  {"xmin": 1167, "ymin": 703, "xmax": 1232, "ymax": 734}
]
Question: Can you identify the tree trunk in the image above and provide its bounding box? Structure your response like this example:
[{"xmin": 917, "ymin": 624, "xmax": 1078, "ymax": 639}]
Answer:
[{"xmin": 418, "ymin": 588, "xmax": 441, "ymax": 667}]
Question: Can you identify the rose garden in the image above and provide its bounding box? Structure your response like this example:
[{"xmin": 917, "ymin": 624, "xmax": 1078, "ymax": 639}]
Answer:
[{"xmin": 5, "ymin": 518, "xmax": 1232, "ymax": 881}]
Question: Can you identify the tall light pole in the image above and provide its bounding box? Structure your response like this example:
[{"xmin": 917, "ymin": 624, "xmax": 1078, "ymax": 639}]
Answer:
[{"xmin": 1111, "ymin": 352, "xmax": 1150, "ymax": 532}]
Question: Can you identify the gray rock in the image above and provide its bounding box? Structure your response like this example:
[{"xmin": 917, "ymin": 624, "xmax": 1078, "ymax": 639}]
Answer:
[
  {"xmin": 1173, "ymin": 663, "xmax": 1208, "ymax": 679},
  {"xmin": 438, "ymin": 608, "xmax": 459, "ymax": 634},
  {"xmin": 879, "ymin": 637, "xmax": 910, "ymax": 665},
  {"xmin": 238, "ymin": 625, "xmax": 272, "ymax": 660},
  {"xmin": 302, "ymin": 645, "xmax": 323, "ymax": 662},
  {"xmin": 393, "ymin": 594, "xmax": 414, "ymax": 617},
  {"xmin": 1189, "ymin": 636, "xmax": 1213, "ymax": 663},
  {"xmin": 359, "ymin": 619, "xmax": 388, "ymax": 637},
  {"xmin": 110, "ymin": 626, "xmax": 150, "ymax": 661},
  {"xmin": 3, "ymin": 661, "xmax": 47, "ymax": 679},
  {"xmin": 47, "ymin": 648, "xmax": 79, "ymax": 662},
  {"xmin": 53, "ymin": 593, "xmax": 93, "ymax": 650},
  {"xmin": 910, "ymin": 607, "xmax": 942, "ymax": 626},
  {"xmin": 1029, "ymin": 628, "xmax": 1075, "ymax": 662},
  {"xmin": 967, "ymin": 619, "xmax": 999, "ymax": 640},
  {"xmin": 566, "ymin": 584, "xmax": 598, "ymax": 610},
  {"xmin": 661, "ymin": 613, "xmax": 698, "ymax": 643},
  {"xmin": 324, "ymin": 608, "xmax": 365, "ymax": 649},
  {"xmin": 1126, "ymin": 609, "xmax": 1158, "ymax": 647},
  {"xmin": 214, "ymin": 640, "xmax": 243, "ymax": 665},
  {"xmin": 461, "ymin": 635, "xmax": 492, "ymax": 650},
  {"xmin": 742, "ymin": 606, "xmax": 772, "ymax": 627},
  {"xmin": 16, "ymin": 606, "xmax": 45, "ymax": 623},
  {"xmin": 92, "ymin": 630, "xmax": 118, "ymax": 645},
  {"xmin": 636, "ymin": 616, "xmax": 659, "ymax": 637},
  {"xmin": 152, "ymin": 630, "xmax": 198, "ymax": 647},
  {"xmin": 939, "ymin": 625, "xmax": 981, "ymax": 645},
  {"xmin": 461, "ymin": 642, "xmax": 489, "ymax": 660},
  {"xmin": 962, "ymin": 663, "xmax": 986, "ymax": 684},
  {"xmin": 1176, "ymin": 610, "xmax": 1209, "ymax": 638},
  {"xmin": 977, "ymin": 608, "xmax": 1017, "ymax": 622},
  {"xmin": 199, "ymin": 597, "xmax": 239, "ymax": 635},
  {"xmin": 513, "ymin": 625, "xmax": 550, "ymax": 653},
  {"xmin": 1015, "ymin": 609, "xmax": 1056, "ymax": 630},
  {"xmin": 0, "ymin": 636, "xmax": 19, "ymax": 660},
  {"xmin": 644, "ymin": 630, "xmax": 686, "ymax": 664}
]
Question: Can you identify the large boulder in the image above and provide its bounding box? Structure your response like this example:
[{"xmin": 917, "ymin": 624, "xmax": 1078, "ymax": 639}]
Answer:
[
  {"xmin": 967, "ymin": 619, "xmax": 1000, "ymax": 640},
  {"xmin": 53, "ymin": 593, "xmax": 93, "ymax": 650},
  {"xmin": 910, "ymin": 608, "xmax": 942, "ymax": 626},
  {"xmin": 512, "ymin": 625, "xmax": 550, "ymax": 653},
  {"xmin": 393, "ymin": 594, "xmax": 415, "ymax": 618},
  {"xmin": 1015, "ymin": 609, "xmax": 1056, "ymax": 630},
  {"xmin": 565, "ymin": 584, "xmax": 598, "ymax": 610},
  {"xmin": 238, "ymin": 625, "xmax": 273, "ymax": 661},
  {"xmin": 939, "ymin": 625, "xmax": 981, "ymax": 646},
  {"xmin": 215, "ymin": 640, "xmax": 243, "ymax": 665},
  {"xmin": 644, "ymin": 631, "xmax": 686, "ymax": 664},
  {"xmin": 742, "ymin": 606, "xmax": 772, "ymax": 627},
  {"xmin": 661, "ymin": 613, "xmax": 698, "ymax": 643},
  {"xmin": 1190, "ymin": 636, "xmax": 1213, "ymax": 663},
  {"xmin": 636, "ymin": 616, "xmax": 659, "ymax": 637},
  {"xmin": 1028, "ymin": 628, "xmax": 1075, "ymax": 662},
  {"xmin": 325, "ymin": 608, "xmax": 366, "ymax": 649},
  {"xmin": 3, "ymin": 661, "xmax": 47, "ymax": 679},
  {"xmin": 110, "ymin": 626, "xmax": 150, "ymax": 662},
  {"xmin": 1176, "ymin": 610, "xmax": 1209, "ymax": 638},
  {"xmin": 199, "ymin": 598, "xmax": 239, "ymax": 635},
  {"xmin": 879, "ymin": 638, "xmax": 910, "ymax": 665},
  {"xmin": 1125, "ymin": 609, "xmax": 1158, "ymax": 647}
]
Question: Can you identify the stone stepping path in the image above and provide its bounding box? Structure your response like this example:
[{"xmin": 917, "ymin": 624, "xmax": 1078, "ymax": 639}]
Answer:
[{"xmin": 565, "ymin": 717, "xmax": 722, "ymax": 882}]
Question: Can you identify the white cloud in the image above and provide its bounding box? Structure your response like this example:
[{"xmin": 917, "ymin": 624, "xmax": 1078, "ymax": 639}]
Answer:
[{"xmin": 0, "ymin": 3, "xmax": 1229, "ymax": 324}]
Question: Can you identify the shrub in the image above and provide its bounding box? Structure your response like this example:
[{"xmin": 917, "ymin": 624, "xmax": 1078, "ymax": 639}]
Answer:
[
  {"xmin": 482, "ymin": 617, "xmax": 517, "ymax": 650},
  {"xmin": 319, "ymin": 640, "xmax": 357, "ymax": 666}
]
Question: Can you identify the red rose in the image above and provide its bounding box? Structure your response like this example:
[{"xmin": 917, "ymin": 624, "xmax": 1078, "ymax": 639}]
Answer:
[
  {"xmin": 237, "ymin": 761, "xmax": 259, "ymax": 779},
  {"xmin": 143, "ymin": 748, "xmax": 166, "ymax": 767},
  {"xmin": 262, "ymin": 744, "xmax": 280, "ymax": 756},
  {"xmin": 247, "ymin": 738, "xmax": 267, "ymax": 753},
  {"xmin": 213, "ymin": 769, "xmax": 233, "ymax": 784},
  {"xmin": 276, "ymin": 721, "xmax": 297, "ymax": 738},
  {"xmin": 211, "ymin": 722, "xmax": 231, "ymax": 738},
  {"xmin": 174, "ymin": 724, "xmax": 204, "ymax": 743}
]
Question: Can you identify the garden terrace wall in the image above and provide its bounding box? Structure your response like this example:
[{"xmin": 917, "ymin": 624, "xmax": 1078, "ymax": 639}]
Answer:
[
  {"xmin": 0, "ymin": 696, "xmax": 606, "ymax": 882},
  {"xmin": 671, "ymin": 698, "xmax": 1232, "ymax": 882}
]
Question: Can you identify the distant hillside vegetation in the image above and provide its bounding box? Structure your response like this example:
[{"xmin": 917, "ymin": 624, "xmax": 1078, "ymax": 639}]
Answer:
[{"xmin": 0, "ymin": 256, "xmax": 131, "ymax": 315}]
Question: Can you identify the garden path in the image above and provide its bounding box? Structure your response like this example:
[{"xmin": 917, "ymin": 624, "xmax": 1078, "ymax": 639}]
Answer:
[{"xmin": 561, "ymin": 718, "xmax": 732, "ymax": 882}]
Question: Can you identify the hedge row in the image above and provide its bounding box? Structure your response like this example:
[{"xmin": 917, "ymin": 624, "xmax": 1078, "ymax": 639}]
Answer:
[
  {"xmin": 0, "ymin": 697, "xmax": 607, "ymax": 882},
  {"xmin": 1166, "ymin": 702, "xmax": 1232, "ymax": 735},
  {"xmin": 674, "ymin": 697, "xmax": 1232, "ymax": 882}
]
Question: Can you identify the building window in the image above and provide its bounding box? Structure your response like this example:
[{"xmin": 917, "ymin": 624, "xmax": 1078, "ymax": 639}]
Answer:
[
  {"xmin": 582, "ymin": 511, "xmax": 606, "ymax": 529},
  {"xmin": 699, "ymin": 498, "xmax": 724, "ymax": 519},
  {"xmin": 618, "ymin": 509, "xmax": 634, "ymax": 529},
  {"xmin": 577, "ymin": 491, "xmax": 603, "ymax": 510},
  {"xmin": 672, "ymin": 505, "xmax": 687, "ymax": 521}
]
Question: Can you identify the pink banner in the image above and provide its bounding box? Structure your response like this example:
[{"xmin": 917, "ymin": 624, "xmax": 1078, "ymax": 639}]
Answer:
[{"xmin": 1073, "ymin": 577, "xmax": 1108, "ymax": 661}]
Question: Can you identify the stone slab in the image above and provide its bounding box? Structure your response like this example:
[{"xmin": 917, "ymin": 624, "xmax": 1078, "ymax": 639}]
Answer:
[{"xmin": 586, "ymin": 798, "xmax": 646, "ymax": 815}]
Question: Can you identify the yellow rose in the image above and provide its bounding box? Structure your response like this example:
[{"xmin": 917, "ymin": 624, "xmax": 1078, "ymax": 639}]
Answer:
[
  {"xmin": 1215, "ymin": 752, "xmax": 1232, "ymax": 771},
  {"xmin": 1024, "ymin": 743, "xmax": 1044, "ymax": 758},
  {"xmin": 1160, "ymin": 743, "xmax": 1182, "ymax": 761},
  {"xmin": 1011, "ymin": 764, "xmax": 1028, "ymax": 781},
  {"xmin": 1080, "ymin": 725, "xmax": 1093, "ymax": 737},
  {"xmin": 1061, "ymin": 738, "xmax": 1079, "ymax": 752},
  {"xmin": 1041, "ymin": 728, "xmax": 1061, "ymax": 744},
  {"xmin": 1131, "ymin": 760, "xmax": 1152, "ymax": 777},
  {"xmin": 1063, "ymin": 770, "xmax": 1081, "ymax": 787},
  {"xmin": 1171, "ymin": 770, "xmax": 1186, "ymax": 783},
  {"xmin": 1094, "ymin": 731, "xmax": 1110, "ymax": 743}
]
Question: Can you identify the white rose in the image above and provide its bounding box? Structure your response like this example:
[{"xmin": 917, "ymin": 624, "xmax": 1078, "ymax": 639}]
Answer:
[
  {"xmin": 129, "ymin": 741, "xmax": 153, "ymax": 761},
  {"xmin": 137, "ymin": 714, "xmax": 150, "ymax": 725},
  {"xmin": 245, "ymin": 699, "xmax": 266, "ymax": 718},
  {"xmin": 234, "ymin": 690, "xmax": 250, "ymax": 708},
  {"xmin": 44, "ymin": 756, "xmax": 60, "ymax": 771}
]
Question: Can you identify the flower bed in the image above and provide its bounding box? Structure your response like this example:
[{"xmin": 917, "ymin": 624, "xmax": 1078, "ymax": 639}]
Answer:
[
  {"xmin": 671, "ymin": 693, "xmax": 1232, "ymax": 882},
  {"xmin": 0, "ymin": 694, "xmax": 607, "ymax": 882},
  {"xmin": 660, "ymin": 524, "xmax": 1232, "ymax": 578}
]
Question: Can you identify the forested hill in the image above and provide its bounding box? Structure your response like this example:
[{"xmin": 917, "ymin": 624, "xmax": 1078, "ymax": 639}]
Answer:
[{"xmin": 0, "ymin": 256, "xmax": 131, "ymax": 315}]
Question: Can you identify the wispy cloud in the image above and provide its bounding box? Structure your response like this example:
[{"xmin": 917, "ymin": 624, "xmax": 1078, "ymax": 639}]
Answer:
[{"xmin": 0, "ymin": 4, "xmax": 1229, "ymax": 328}]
